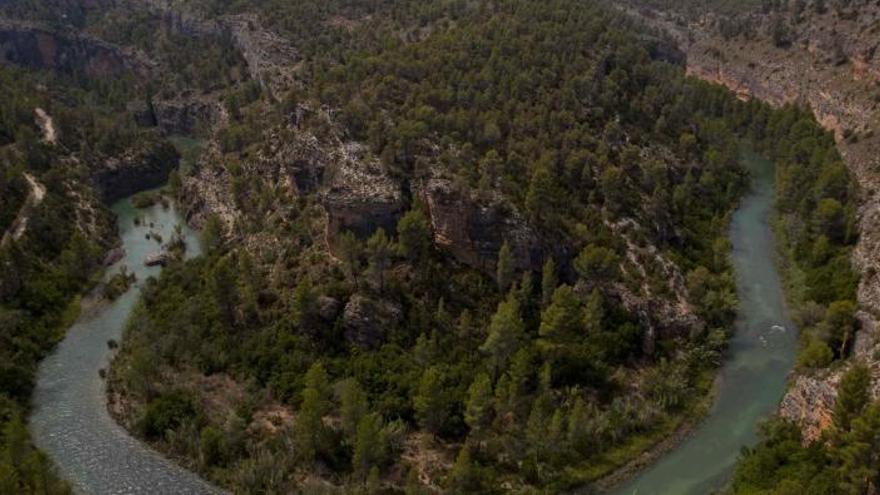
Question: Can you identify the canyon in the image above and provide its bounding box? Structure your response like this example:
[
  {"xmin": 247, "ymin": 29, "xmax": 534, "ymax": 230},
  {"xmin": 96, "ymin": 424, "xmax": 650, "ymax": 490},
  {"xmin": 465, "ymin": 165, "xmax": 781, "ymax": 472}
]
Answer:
[{"xmin": 629, "ymin": 1, "xmax": 880, "ymax": 442}]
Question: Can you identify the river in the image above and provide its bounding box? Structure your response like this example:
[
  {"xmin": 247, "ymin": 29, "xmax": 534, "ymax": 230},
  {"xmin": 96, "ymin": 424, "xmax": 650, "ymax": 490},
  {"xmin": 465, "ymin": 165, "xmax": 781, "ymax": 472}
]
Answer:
[
  {"xmin": 29, "ymin": 196, "xmax": 218, "ymax": 494},
  {"xmin": 611, "ymin": 150, "xmax": 798, "ymax": 494}
]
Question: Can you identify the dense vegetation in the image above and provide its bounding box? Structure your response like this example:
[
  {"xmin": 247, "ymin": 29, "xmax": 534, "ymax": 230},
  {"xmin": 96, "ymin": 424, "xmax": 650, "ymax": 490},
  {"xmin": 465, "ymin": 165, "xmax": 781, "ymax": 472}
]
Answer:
[{"xmin": 106, "ymin": 0, "xmax": 855, "ymax": 492}]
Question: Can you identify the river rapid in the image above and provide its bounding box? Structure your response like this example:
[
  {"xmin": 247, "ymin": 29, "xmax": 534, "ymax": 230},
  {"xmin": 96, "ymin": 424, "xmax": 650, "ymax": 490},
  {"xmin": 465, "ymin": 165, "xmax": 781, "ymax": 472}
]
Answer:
[
  {"xmin": 29, "ymin": 197, "xmax": 218, "ymax": 494},
  {"xmin": 612, "ymin": 150, "xmax": 798, "ymax": 494}
]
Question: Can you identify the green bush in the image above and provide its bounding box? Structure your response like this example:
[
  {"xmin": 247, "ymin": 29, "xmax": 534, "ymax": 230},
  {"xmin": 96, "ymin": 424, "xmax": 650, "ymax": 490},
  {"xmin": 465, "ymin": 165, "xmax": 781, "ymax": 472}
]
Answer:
[{"xmin": 138, "ymin": 391, "xmax": 197, "ymax": 440}]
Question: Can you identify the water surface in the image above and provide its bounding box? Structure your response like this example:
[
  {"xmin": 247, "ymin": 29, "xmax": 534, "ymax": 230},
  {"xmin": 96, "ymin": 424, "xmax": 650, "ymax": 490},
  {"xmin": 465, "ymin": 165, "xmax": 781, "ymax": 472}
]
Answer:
[
  {"xmin": 612, "ymin": 150, "xmax": 797, "ymax": 494},
  {"xmin": 30, "ymin": 198, "xmax": 217, "ymax": 494}
]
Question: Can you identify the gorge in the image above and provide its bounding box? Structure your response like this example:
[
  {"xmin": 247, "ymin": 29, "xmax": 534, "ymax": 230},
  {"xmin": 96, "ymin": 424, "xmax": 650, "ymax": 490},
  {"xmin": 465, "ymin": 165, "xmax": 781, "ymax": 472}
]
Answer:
[{"xmin": 0, "ymin": 0, "xmax": 876, "ymax": 493}]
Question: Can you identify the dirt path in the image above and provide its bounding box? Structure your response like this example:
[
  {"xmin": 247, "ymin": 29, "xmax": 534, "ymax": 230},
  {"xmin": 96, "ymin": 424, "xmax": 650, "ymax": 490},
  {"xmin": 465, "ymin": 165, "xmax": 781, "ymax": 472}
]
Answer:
[{"xmin": 1, "ymin": 173, "xmax": 47, "ymax": 248}]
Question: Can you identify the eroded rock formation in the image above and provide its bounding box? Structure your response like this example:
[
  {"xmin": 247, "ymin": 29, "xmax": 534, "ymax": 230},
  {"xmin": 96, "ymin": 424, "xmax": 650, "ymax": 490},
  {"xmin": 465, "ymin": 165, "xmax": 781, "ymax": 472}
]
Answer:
[
  {"xmin": 0, "ymin": 18, "xmax": 151, "ymax": 78},
  {"xmin": 418, "ymin": 175, "xmax": 543, "ymax": 274},
  {"xmin": 93, "ymin": 140, "xmax": 179, "ymax": 203}
]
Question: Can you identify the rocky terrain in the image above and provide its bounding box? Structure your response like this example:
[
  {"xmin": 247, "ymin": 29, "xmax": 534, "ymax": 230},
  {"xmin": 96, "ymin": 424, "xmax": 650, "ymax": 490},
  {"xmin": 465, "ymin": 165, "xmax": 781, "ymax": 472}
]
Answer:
[
  {"xmin": 627, "ymin": 1, "xmax": 880, "ymax": 442},
  {"xmin": 0, "ymin": 17, "xmax": 152, "ymax": 78},
  {"xmin": 92, "ymin": 139, "xmax": 180, "ymax": 203}
]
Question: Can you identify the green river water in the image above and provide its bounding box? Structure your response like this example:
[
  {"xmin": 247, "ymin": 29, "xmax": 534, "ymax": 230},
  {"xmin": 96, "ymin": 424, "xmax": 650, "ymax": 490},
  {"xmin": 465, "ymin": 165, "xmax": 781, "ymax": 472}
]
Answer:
[
  {"xmin": 30, "ymin": 197, "xmax": 217, "ymax": 494},
  {"xmin": 612, "ymin": 150, "xmax": 798, "ymax": 494}
]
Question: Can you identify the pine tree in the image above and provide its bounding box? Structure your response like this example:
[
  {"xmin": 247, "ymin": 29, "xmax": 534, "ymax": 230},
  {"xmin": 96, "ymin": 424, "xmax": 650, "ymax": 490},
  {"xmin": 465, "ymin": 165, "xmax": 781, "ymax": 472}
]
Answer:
[
  {"xmin": 447, "ymin": 446, "xmax": 478, "ymax": 491},
  {"xmin": 525, "ymin": 164, "xmax": 557, "ymax": 223},
  {"xmin": 567, "ymin": 397, "xmax": 593, "ymax": 456},
  {"xmin": 464, "ymin": 373, "xmax": 494, "ymax": 443},
  {"xmin": 582, "ymin": 288, "xmax": 605, "ymax": 333},
  {"xmin": 304, "ymin": 361, "xmax": 331, "ymax": 404},
  {"xmin": 539, "ymin": 285, "xmax": 582, "ymax": 347},
  {"xmin": 496, "ymin": 241, "xmax": 514, "ymax": 292},
  {"xmin": 541, "ymin": 258, "xmax": 557, "ymax": 308},
  {"xmin": 337, "ymin": 230, "xmax": 361, "ymax": 286},
  {"xmin": 413, "ymin": 367, "xmax": 447, "ymax": 434},
  {"xmin": 834, "ymin": 364, "xmax": 871, "ymax": 432},
  {"xmin": 353, "ymin": 413, "xmax": 385, "ymax": 476},
  {"xmin": 835, "ymin": 405, "xmax": 880, "ymax": 493},
  {"xmin": 291, "ymin": 277, "xmax": 316, "ymax": 327},
  {"xmin": 366, "ymin": 228, "xmax": 392, "ymax": 291},
  {"xmin": 339, "ymin": 378, "xmax": 368, "ymax": 441},
  {"xmin": 366, "ymin": 465, "xmax": 381, "ymax": 493},
  {"xmin": 295, "ymin": 389, "xmax": 326, "ymax": 464},
  {"xmin": 397, "ymin": 206, "xmax": 431, "ymax": 262},
  {"xmin": 480, "ymin": 297, "xmax": 525, "ymax": 375}
]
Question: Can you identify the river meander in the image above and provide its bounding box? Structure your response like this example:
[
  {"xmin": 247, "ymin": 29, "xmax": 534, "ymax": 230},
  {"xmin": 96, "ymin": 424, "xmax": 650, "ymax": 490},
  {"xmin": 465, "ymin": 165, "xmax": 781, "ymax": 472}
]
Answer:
[{"xmin": 28, "ymin": 150, "xmax": 797, "ymax": 494}]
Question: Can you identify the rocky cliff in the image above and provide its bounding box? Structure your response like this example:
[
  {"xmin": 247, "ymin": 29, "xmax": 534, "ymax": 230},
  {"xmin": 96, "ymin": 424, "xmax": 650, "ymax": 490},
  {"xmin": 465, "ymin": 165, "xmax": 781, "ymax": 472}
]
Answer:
[
  {"xmin": 418, "ymin": 175, "xmax": 543, "ymax": 273},
  {"xmin": 93, "ymin": 139, "xmax": 179, "ymax": 203},
  {"xmin": 627, "ymin": 2, "xmax": 880, "ymax": 442},
  {"xmin": 0, "ymin": 18, "xmax": 152, "ymax": 78}
]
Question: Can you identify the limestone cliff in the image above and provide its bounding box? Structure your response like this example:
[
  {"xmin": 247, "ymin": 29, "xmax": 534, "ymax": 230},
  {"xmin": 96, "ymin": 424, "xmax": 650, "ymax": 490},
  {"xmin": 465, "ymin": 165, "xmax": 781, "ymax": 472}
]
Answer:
[
  {"xmin": 0, "ymin": 17, "xmax": 153, "ymax": 78},
  {"xmin": 93, "ymin": 140, "xmax": 179, "ymax": 203},
  {"xmin": 417, "ymin": 175, "xmax": 544, "ymax": 274}
]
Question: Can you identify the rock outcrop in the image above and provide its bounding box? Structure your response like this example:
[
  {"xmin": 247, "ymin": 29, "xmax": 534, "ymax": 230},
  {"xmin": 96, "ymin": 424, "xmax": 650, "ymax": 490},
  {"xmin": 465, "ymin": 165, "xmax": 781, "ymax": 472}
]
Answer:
[
  {"xmin": 321, "ymin": 142, "xmax": 404, "ymax": 250},
  {"xmin": 778, "ymin": 372, "xmax": 840, "ymax": 442},
  {"xmin": 607, "ymin": 217, "xmax": 702, "ymax": 350},
  {"xmin": 150, "ymin": 94, "xmax": 226, "ymax": 136},
  {"xmin": 118, "ymin": 0, "xmax": 298, "ymax": 96},
  {"xmin": 0, "ymin": 18, "xmax": 152, "ymax": 79},
  {"xmin": 418, "ymin": 176, "xmax": 543, "ymax": 274},
  {"xmin": 342, "ymin": 294, "xmax": 402, "ymax": 349},
  {"xmin": 93, "ymin": 140, "xmax": 179, "ymax": 203}
]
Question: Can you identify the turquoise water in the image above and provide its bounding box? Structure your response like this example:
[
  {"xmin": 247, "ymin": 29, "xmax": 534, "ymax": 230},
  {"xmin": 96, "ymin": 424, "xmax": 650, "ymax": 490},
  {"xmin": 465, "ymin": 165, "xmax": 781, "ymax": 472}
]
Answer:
[
  {"xmin": 29, "ymin": 198, "xmax": 217, "ymax": 494},
  {"xmin": 611, "ymin": 151, "xmax": 798, "ymax": 494}
]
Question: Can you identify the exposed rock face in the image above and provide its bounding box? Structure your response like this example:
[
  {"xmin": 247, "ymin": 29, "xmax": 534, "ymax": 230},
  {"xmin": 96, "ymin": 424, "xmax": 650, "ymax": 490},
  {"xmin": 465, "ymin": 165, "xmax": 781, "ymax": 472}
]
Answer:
[
  {"xmin": 220, "ymin": 13, "xmax": 299, "ymax": 97},
  {"xmin": 179, "ymin": 142, "xmax": 237, "ymax": 229},
  {"xmin": 317, "ymin": 295, "xmax": 341, "ymax": 322},
  {"xmin": 342, "ymin": 294, "xmax": 402, "ymax": 349},
  {"xmin": 626, "ymin": 2, "xmax": 880, "ymax": 442},
  {"xmin": 0, "ymin": 18, "xmax": 151, "ymax": 78},
  {"xmin": 322, "ymin": 142, "xmax": 404, "ymax": 249},
  {"xmin": 93, "ymin": 140, "xmax": 179, "ymax": 203},
  {"xmin": 607, "ymin": 217, "xmax": 702, "ymax": 350},
  {"xmin": 418, "ymin": 176, "xmax": 543, "ymax": 274},
  {"xmin": 151, "ymin": 94, "xmax": 226, "ymax": 136},
  {"xmin": 120, "ymin": 0, "xmax": 298, "ymax": 96},
  {"xmin": 779, "ymin": 371, "xmax": 840, "ymax": 442}
]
